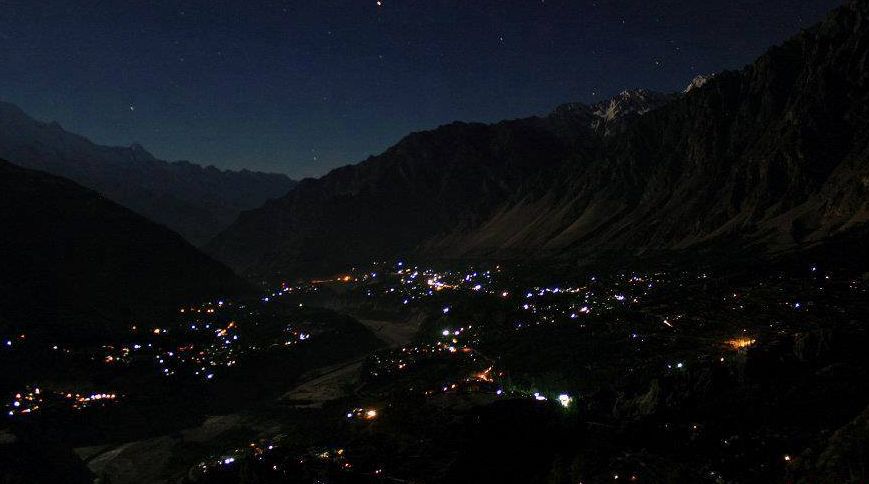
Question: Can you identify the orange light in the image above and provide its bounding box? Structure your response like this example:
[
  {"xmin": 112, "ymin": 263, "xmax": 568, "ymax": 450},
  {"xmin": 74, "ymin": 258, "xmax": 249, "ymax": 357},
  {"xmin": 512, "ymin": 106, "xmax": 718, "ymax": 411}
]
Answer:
[
  {"xmin": 475, "ymin": 367, "xmax": 493, "ymax": 382},
  {"xmin": 726, "ymin": 338, "xmax": 756, "ymax": 350}
]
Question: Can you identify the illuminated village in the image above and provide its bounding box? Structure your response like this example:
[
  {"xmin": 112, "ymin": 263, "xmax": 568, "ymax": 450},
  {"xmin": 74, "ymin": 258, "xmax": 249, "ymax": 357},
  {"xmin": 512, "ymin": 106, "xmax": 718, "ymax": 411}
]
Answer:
[{"xmin": 3, "ymin": 257, "xmax": 866, "ymax": 482}]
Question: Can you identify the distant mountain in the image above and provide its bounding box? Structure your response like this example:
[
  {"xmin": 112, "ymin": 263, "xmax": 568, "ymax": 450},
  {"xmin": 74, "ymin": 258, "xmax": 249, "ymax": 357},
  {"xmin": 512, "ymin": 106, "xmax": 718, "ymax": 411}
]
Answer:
[
  {"xmin": 208, "ymin": 0, "xmax": 869, "ymax": 280},
  {"xmin": 590, "ymin": 89, "xmax": 676, "ymax": 135},
  {"xmin": 0, "ymin": 159, "xmax": 250, "ymax": 341},
  {"xmin": 205, "ymin": 90, "xmax": 669, "ymax": 278},
  {"xmin": 0, "ymin": 103, "xmax": 296, "ymax": 245},
  {"xmin": 683, "ymin": 74, "xmax": 714, "ymax": 93}
]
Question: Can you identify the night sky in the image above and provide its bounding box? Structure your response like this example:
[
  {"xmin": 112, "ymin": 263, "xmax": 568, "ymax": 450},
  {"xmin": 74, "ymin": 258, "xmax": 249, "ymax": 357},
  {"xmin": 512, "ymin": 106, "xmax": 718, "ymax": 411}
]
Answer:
[{"xmin": 0, "ymin": 0, "xmax": 842, "ymax": 178}]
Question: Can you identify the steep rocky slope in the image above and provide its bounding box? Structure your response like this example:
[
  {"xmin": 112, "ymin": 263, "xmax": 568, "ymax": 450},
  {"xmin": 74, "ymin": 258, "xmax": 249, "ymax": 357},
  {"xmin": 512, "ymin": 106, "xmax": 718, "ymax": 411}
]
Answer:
[
  {"xmin": 209, "ymin": 1, "xmax": 869, "ymax": 279},
  {"xmin": 444, "ymin": 0, "xmax": 869, "ymax": 261},
  {"xmin": 207, "ymin": 114, "xmax": 597, "ymax": 278},
  {"xmin": 0, "ymin": 103, "xmax": 296, "ymax": 245},
  {"xmin": 207, "ymin": 93, "xmax": 672, "ymax": 278}
]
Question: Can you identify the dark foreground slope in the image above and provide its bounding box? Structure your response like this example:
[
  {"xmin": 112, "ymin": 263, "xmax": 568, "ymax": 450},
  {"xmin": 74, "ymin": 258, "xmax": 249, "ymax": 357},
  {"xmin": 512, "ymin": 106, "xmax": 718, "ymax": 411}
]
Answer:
[
  {"xmin": 0, "ymin": 103, "xmax": 296, "ymax": 245},
  {"xmin": 0, "ymin": 159, "xmax": 250, "ymax": 341},
  {"xmin": 209, "ymin": 0, "xmax": 869, "ymax": 280}
]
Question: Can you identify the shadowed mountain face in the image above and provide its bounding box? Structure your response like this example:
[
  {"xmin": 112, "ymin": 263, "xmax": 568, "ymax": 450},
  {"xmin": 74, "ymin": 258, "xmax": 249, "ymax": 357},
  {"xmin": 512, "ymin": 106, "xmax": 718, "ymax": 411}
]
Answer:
[
  {"xmin": 205, "ymin": 116, "xmax": 598, "ymax": 279},
  {"xmin": 205, "ymin": 94, "xmax": 674, "ymax": 279},
  {"xmin": 209, "ymin": 1, "xmax": 869, "ymax": 280},
  {"xmin": 0, "ymin": 160, "xmax": 251, "ymax": 342},
  {"xmin": 0, "ymin": 104, "xmax": 296, "ymax": 246}
]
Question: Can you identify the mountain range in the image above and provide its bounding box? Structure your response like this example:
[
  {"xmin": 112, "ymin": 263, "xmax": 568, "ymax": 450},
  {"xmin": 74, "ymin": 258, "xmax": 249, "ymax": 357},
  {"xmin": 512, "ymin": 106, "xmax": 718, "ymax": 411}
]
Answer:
[
  {"xmin": 0, "ymin": 159, "xmax": 250, "ymax": 342},
  {"xmin": 0, "ymin": 103, "xmax": 296, "ymax": 246},
  {"xmin": 207, "ymin": 0, "xmax": 869, "ymax": 280}
]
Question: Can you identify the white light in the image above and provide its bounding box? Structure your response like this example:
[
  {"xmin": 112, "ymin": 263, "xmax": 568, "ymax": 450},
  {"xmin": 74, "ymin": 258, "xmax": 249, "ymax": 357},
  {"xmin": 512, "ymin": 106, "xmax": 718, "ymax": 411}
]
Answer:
[{"xmin": 558, "ymin": 394, "xmax": 572, "ymax": 408}]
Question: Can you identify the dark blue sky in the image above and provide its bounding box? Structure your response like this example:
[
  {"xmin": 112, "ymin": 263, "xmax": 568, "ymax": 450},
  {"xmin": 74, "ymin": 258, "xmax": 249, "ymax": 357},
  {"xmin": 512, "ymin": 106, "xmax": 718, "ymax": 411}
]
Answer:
[{"xmin": 0, "ymin": 0, "xmax": 842, "ymax": 178}]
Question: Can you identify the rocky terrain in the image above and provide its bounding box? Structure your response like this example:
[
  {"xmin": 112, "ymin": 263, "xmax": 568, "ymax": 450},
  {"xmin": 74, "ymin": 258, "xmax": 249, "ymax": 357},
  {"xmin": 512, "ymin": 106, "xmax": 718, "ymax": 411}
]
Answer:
[{"xmin": 208, "ymin": 0, "xmax": 869, "ymax": 280}]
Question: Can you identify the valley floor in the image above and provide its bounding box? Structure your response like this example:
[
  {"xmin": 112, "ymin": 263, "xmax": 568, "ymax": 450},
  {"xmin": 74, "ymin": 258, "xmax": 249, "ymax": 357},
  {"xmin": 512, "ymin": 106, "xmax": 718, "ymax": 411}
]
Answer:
[{"xmin": 3, "ymin": 259, "xmax": 869, "ymax": 483}]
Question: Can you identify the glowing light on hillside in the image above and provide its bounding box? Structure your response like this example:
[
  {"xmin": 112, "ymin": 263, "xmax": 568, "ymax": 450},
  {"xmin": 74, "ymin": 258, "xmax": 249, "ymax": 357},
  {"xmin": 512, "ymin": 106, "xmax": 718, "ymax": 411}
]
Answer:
[{"xmin": 726, "ymin": 338, "xmax": 756, "ymax": 350}]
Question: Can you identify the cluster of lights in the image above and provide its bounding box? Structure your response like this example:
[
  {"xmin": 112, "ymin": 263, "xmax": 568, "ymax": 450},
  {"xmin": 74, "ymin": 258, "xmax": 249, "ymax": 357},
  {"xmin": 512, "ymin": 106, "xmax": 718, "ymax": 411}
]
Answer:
[
  {"xmin": 366, "ymin": 323, "xmax": 482, "ymax": 378},
  {"xmin": 346, "ymin": 407, "xmax": 378, "ymax": 420},
  {"xmin": 7, "ymin": 387, "xmax": 119, "ymax": 416},
  {"xmin": 97, "ymin": 296, "xmax": 324, "ymax": 382},
  {"xmin": 196, "ymin": 441, "xmax": 360, "ymax": 480}
]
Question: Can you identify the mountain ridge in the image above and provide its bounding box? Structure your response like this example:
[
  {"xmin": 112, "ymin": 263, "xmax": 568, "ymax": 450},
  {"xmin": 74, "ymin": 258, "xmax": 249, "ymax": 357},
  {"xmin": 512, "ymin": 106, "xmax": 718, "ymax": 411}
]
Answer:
[
  {"xmin": 205, "ymin": 89, "xmax": 674, "ymax": 278},
  {"xmin": 0, "ymin": 102, "xmax": 297, "ymax": 245},
  {"xmin": 208, "ymin": 0, "xmax": 869, "ymax": 280}
]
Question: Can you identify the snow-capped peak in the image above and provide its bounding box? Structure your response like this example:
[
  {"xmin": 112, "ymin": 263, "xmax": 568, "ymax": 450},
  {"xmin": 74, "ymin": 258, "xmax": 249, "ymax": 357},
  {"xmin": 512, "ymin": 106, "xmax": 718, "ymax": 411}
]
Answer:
[
  {"xmin": 684, "ymin": 74, "xmax": 714, "ymax": 93},
  {"xmin": 592, "ymin": 89, "xmax": 667, "ymax": 122}
]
